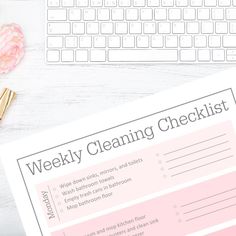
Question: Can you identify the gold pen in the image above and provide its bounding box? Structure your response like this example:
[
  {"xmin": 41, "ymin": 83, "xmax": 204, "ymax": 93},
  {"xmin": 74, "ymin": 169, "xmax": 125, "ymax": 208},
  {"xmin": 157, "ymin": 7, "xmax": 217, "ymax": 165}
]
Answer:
[{"xmin": 0, "ymin": 88, "xmax": 16, "ymax": 120}]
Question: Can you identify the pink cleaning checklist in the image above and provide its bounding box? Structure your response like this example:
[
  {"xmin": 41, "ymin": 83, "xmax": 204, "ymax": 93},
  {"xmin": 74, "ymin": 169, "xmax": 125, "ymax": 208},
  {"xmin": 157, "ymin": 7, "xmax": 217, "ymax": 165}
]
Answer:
[{"xmin": 1, "ymin": 69, "xmax": 236, "ymax": 236}]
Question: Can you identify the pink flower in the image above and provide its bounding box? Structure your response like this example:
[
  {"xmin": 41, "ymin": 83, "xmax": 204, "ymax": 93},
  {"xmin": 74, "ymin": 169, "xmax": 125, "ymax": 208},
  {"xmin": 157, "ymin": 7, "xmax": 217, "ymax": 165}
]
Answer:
[{"xmin": 0, "ymin": 24, "xmax": 25, "ymax": 74}]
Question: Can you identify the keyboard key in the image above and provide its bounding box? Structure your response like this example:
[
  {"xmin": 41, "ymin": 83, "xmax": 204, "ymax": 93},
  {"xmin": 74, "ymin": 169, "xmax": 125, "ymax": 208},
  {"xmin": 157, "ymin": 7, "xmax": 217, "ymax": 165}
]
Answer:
[
  {"xmin": 130, "ymin": 22, "xmax": 142, "ymax": 34},
  {"xmin": 176, "ymin": 0, "xmax": 188, "ymax": 6},
  {"xmin": 75, "ymin": 50, "xmax": 88, "ymax": 62},
  {"xmin": 209, "ymin": 35, "xmax": 221, "ymax": 47},
  {"xmin": 108, "ymin": 49, "xmax": 178, "ymax": 61},
  {"xmin": 158, "ymin": 22, "xmax": 171, "ymax": 33},
  {"xmin": 190, "ymin": 0, "xmax": 203, "ymax": 6},
  {"xmin": 180, "ymin": 35, "xmax": 192, "ymax": 48},
  {"xmin": 198, "ymin": 9, "xmax": 210, "ymax": 20},
  {"xmin": 212, "ymin": 49, "xmax": 225, "ymax": 61},
  {"xmin": 180, "ymin": 49, "xmax": 196, "ymax": 61},
  {"xmin": 116, "ymin": 23, "xmax": 128, "ymax": 34},
  {"xmin": 87, "ymin": 22, "xmax": 99, "ymax": 34},
  {"xmin": 194, "ymin": 35, "xmax": 207, "ymax": 47},
  {"xmin": 73, "ymin": 23, "xmax": 85, "ymax": 34},
  {"xmin": 198, "ymin": 49, "xmax": 210, "ymax": 61},
  {"xmin": 169, "ymin": 9, "xmax": 181, "ymax": 20},
  {"xmin": 47, "ymin": 50, "xmax": 60, "ymax": 62},
  {"xmin": 143, "ymin": 22, "xmax": 156, "ymax": 34},
  {"xmin": 183, "ymin": 9, "xmax": 196, "ymax": 20},
  {"xmin": 69, "ymin": 9, "xmax": 81, "ymax": 21},
  {"xmin": 108, "ymin": 36, "xmax": 121, "ymax": 47},
  {"xmin": 48, "ymin": 9, "xmax": 67, "ymax": 21},
  {"xmin": 101, "ymin": 22, "xmax": 113, "ymax": 34},
  {"xmin": 151, "ymin": 35, "xmax": 164, "ymax": 47},
  {"xmin": 65, "ymin": 36, "xmax": 78, "ymax": 48},
  {"xmin": 226, "ymin": 9, "xmax": 236, "ymax": 20},
  {"xmin": 227, "ymin": 55, "xmax": 236, "ymax": 61},
  {"xmin": 141, "ymin": 9, "xmax": 153, "ymax": 20},
  {"xmin": 161, "ymin": 0, "xmax": 174, "ymax": 6},
  {"xmin": 79, "ymin": 36, "xmax": 92, "ymax": 47},
  {"xmin": 84, "ymin": 9, "xmax": 96, "ymax": 21},
  {"xmin": 105, "ymin": 0, "xmax": 117, "ymax": 6},
  {"xmin": 91, "ymin": 0, "xmax": 103, "ymax": 6},
  {"xmin": 155, "ymin": 9, "xmax": 167, "ymax": 20},
  {"xmin": 48, "ymin": 0, "xmax": 60, "ymax": 7},
  {"xmin": 223, "ymin": 36, "xmax": 236, "ymax": 47},
  {"xmin": 126, "ymin": 9, "xmax": 139, "ymax": 20},
  {"xmin": 112, "ymin": 9, "xmax": 124, "ymax": 21},
  {"xmin": 133, "ymin": 0, "xmax": 145, "ymax": 6},
  {"xmin": 91, "ymin": 50, "xmax": 106, "ymax": 61},
  {"xmin": 201, "ymin": 22, "xmax": 213, "ymax": 33},
  {"xmin": 204, "ymin": 0, "xmax": 216, "ymax": 6},
  {"xmin": 48, "ymin": 23, "xmax": 70, "ymax": 34},
  {"xmin": 211, "ymin": 9, "xmax": 224, "ymax": 20},
  {"xmin": 61, "ymin": 50, "xmax": 74, "ymax": 62},
  {"xmin": 166, "ymin": 35, "xmax": 178, "ymax": 47},
  {"xmin": 173, "ymin": 22, "xmax": 185, "ymax": 34},
  {"xmin": 187, "ymin": 22, "xmax": 199, "ymax": 34},
  {"xmin": 76, "ymin": 0, "xmax": 89, "ymax": 6},
  {"xmin": 94, "ymin": 36, "xmax": 106, "ymax": 47},
  {"xmin": 147, "ymin": 0, "xmax": 160, "ymax": 6},
  {"xmin": 47, "ymin": 36, "xmax": 63, "ymax": 48},
  {"xmin": 227, "ymin": 50, "xmax": 236, "ymax": 61},
  {"xmin": 62, "ymin": 0, "xmax": 74, "ymax": 6},
  {"xmin": 218, "ymin": 0, "xmax": 230, "ymax": 6},
  {"xmin": 98, "ymin": 9, "xmax": 110, "ymax": 21},
  {"xmin": 123, "ymin": 36, "xmax": 135, "ymax": 47},
  {"xmin": 137, "ymin": 36, "xmax": 149, "ymax": 47},
  {"xmin": 119, "ymin": 0, "xmax": 131, "ymax": 6},
  {"xmin": 230, "ymin": 22, "xmax": 236, "ymax": 33},
  {"xmin": 215, "ymin": 22, "xmax": 228, "ymax": 34}
]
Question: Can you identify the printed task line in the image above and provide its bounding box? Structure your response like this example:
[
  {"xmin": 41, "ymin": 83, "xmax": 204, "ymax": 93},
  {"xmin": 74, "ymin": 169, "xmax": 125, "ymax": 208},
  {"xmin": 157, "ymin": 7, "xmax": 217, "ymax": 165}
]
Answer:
[
  {"xmin": 183, "ymin": 195, "xmax": 236, "ymax": 214},
  {"xmin": 171, "ymin": 155, "xmax": 234, "ymax": 177},
  {"xmin": 166, "ymin": 140, "xmax": 229, "ymax": 163},
  {"xmin": 181, "ymin": 187, "xmax": 236, "ymax": 208},
  {"xmin": 163, "ymin": 133, "xmax": 227, "ymax": 156},
  {"xmin": 168, "ymin": 148, "xmax": 231, "ymax": 170},
  {"xmin": 186, "ymin": 203, "xmax": 236, "ymax": 222}
]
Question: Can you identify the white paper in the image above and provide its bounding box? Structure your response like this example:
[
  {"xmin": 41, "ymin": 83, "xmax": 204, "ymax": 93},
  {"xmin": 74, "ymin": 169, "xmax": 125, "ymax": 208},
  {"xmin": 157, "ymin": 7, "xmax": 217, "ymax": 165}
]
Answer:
[{"xmin": 1, "ymin": 69, "xmax": 236, "ymax": 236}]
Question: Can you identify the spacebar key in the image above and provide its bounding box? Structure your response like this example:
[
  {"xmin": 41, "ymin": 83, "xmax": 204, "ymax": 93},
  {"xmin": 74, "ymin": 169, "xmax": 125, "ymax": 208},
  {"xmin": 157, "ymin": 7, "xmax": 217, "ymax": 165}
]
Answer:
[{"xmin": 108, "ymin": 49, "xmax": 178, "ymax": 62}]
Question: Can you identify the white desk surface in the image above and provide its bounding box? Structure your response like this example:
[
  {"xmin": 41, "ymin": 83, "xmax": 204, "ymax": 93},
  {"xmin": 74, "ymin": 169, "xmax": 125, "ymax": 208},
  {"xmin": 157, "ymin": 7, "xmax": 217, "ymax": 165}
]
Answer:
[{"xmin": 0, "ymin": 0, "xmax": 235, "ymax": 235}]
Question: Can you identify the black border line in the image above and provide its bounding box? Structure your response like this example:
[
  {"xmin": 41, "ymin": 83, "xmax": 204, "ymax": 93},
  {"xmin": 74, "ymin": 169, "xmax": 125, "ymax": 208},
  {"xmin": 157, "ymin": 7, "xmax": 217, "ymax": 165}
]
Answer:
[
  {"xmin": 16, "ymin": 88, "xmax": 236, "ymax": 236},
  {"xmin": 17, "ymin": 160, "xmax": 44, "ymax": 236}
]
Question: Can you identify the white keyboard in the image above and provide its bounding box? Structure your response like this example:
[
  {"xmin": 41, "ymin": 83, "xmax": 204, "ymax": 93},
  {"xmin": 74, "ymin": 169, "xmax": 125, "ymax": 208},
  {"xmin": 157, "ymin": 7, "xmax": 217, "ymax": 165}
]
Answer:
[{"xmin": 46, "ymin": 0, "xmax": 236, "ymax": 63}]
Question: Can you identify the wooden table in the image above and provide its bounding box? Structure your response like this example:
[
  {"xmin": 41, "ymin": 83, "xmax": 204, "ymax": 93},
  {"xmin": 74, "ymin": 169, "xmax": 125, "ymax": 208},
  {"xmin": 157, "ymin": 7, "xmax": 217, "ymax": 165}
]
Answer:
[{"xmin": 0, "ymin": 0, "xmax": 235, "ymax": 235}]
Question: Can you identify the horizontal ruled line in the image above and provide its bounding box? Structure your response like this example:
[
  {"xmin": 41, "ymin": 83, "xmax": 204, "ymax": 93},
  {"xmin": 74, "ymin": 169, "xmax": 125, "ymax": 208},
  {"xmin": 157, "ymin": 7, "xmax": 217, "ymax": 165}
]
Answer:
[
  {"xmin": 167, "ymin": 141, "xmax": 229, "ymax": 163},
  {"xmin": 168, "ymin": 148, "xmax": 231, "ymax": 170},
  {"xmin": 164, "ymin": 133, "xmax": 227, "ymax": 156},
  {"xmin": 186, "ymin": 203, "xmax": 236, "ymax": 222},
  {"xmin": 184, "ymin": 195, "xmax": 236, "ymax": 215},
  {"xmin": 182, "ymin": 187, "xmax": 236, "ymax": 208},
  {"xmin": 171, "ymin": 155, "xmax": 233, "ymax": 177}
]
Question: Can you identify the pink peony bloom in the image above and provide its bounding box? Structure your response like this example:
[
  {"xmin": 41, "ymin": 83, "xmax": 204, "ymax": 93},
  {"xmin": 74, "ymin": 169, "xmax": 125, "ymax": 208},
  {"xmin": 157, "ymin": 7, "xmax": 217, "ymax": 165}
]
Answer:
[{"xmin": 0, "ymin": 24, "xmax": 25, "ymax": 74}]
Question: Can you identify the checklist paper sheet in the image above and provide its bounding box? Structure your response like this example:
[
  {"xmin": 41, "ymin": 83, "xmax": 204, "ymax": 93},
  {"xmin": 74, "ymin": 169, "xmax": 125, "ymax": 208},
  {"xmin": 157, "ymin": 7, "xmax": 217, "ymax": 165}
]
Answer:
[{"xmin": 1, "ymin": 69, "xmax": 236, "ymax": 236}]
